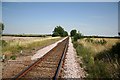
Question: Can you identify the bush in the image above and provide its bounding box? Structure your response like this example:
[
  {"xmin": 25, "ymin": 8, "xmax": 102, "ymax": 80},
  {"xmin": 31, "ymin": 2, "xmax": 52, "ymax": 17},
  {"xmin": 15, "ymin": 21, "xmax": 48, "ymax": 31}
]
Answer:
[
  {"xmin": 0, "ymin": 40, "xmax": 7, "ymax": 47},
  {"xmin": 99, "ymin": 39, "xmax": 107, "ymax": 45},
  {"xmin": 73, "ymin": 33, "xmax": 79, "ymax": 41},
  {"xmin": 85, "ymin": 38, "xmax": 93, "ymax": 43},
  {"xmin": 10, "ymin": 55, "xmax": 16, "ymax": 60},
  {"xmin": 72, "ymin": 38, "xmax": 115, "ymax": 78},
  {"xmin": 87, "ymin": 60, "xmax": 110, "ymax": 78},
  {"xmin": 110, "ymin": 42, "xmax": 120, "ymax": 59},
  {"xmin": 95, "ymin": 42, "xmax": 120, "ymax": 62},
  {"xmin": 73, "ymin": 41, "xmax": 79, "ymax": 48},
  {"xmin": 94, "ymin": 42, "xmax": 120, "ymax": 78},
  {"xmin": 85, "ymin": 38, "xmax": 107, "ymax": 45}
]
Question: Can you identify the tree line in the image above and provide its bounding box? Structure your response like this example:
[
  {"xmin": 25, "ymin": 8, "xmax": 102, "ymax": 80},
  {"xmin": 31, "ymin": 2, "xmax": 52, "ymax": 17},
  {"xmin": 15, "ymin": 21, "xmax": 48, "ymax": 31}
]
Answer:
[
  {"xmin": 52, "ymin": 26, "xmax": 68, "ymax": 37},
  {"xmin": 52, "ymin": 26, "xmax": 83, "ymax": 40},
  {"xmin": 1, "ymin": 23, "xmax": 83, "ymax": 39}
]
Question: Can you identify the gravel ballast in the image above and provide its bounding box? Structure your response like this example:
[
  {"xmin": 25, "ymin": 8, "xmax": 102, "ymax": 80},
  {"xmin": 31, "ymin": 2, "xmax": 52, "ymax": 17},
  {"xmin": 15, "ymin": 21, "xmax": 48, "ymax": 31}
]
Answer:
[{"xmin": 63, "ymin": 38, "xmax": 85, "ymax": 78}]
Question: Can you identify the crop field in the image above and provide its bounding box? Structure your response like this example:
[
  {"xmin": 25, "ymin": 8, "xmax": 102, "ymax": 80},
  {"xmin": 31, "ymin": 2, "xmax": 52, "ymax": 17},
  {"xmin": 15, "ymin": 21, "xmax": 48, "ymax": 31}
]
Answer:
[
  {"xmin": 73, "ymin": 38, "xmax": 120, "ymax": 78},
  {"xmin": 1, "ymin": 36, "xmax": 62, "ymax": 60}
]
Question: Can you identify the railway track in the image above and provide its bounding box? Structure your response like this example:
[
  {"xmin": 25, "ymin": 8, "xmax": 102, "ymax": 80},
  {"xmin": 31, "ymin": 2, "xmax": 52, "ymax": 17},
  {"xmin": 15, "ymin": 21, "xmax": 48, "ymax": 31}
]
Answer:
[{"xmin": 13, "ymin": 37, "xmax": 69, "ymax": 80}]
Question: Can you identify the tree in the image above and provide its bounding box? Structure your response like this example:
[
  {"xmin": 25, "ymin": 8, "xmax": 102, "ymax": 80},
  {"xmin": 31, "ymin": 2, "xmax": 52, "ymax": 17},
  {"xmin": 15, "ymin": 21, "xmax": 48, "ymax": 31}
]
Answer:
[
  {"xmin": 73, "ymin": 33, "xmax": 81, "ymax": 41},
  {"xmin": 70, "ymin": 29, "xmax": 83, "ymax": 41},
  {"xmin": 70, "ymin": 29, "xmax": 77, "ymax": 37},
  {"xmin": 0, "ymin": 23, "xmax": 4, "ymax": 35},
  {"xmin": 78, "ymin": 31, "xmax": 83, "ymax": 39},
  {"xmin": 52, "ymin": 32, "xmax": 60, "ymax": 37},
  {"xmin": 53, "ymin": 26, "xmax": 64, "ymax": 36},
  {"xmin": 52, "ymin": 26, "xmax": 68, "ymax": 37},
  {"xmin": 62, "ymin": 31, "xmax": 68, "ymax": 37},
  {"xmin": 2, "ymin": 23, "xmax": 4, "ymax": 30},
  {"xmin": 0, "ymin": 23, "xmax": 4, "ymax": 30}
]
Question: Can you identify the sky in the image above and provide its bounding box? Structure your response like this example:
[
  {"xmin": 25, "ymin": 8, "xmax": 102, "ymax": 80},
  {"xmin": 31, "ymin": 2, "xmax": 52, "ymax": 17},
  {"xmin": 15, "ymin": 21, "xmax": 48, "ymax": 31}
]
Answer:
[
  {"xmin": 118, "ymin": 2, "xmax": 120, "ymax": 33},
  {"xmin": 2, "ymin": 2, "xmax": 119, "ymax": 36},
  {"xmin": 2, "ymin": 0, "xmax": 120, "ymax": 2},
  {"xmin": 0, "ymin": 1, "xmax": 2, "ymax": 22}
]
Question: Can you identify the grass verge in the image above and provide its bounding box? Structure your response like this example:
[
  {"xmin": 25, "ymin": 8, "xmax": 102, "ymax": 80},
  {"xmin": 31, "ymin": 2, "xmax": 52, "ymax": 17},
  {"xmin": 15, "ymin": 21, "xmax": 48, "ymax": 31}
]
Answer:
[
  {"xmin": 72, "ymin": 38, "xmax": 120, "ymax": 78},
  {"xmin": 2, "ymin": 37, "xmax": 62, "ymax": 60}
]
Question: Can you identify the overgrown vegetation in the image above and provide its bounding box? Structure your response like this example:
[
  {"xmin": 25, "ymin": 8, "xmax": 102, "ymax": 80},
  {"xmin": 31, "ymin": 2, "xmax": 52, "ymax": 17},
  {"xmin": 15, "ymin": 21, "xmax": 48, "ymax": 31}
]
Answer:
[
  {"xmin": 0, "ymin": 40, "xmax": 7, "ymax": 47},
  {"xmin": 70, "ymin": 29, "xmax": 83, "ymax": 41},
  {"xmin": 94, "ymin": 42, "xmax": 120, "ymax": 61},
  {"xmin": 52, "ymin": 26, "xmax": 68, "ymax": 37},
  {"xmin": 2, "ymin": 37, "xmax": 62, "ymax": 60},
  {"xmin": 72, "ymin": 38, "xmax": 120, "ymax": 78},
  {"xmin": 10, "ymin": 55, "xmax": 16, "ymax": 60},
  {"xmin": 94, "ymin": 42, "xmax": 120, "ymax": 78},
  {"xmin": 85, "ymin": 38, "xmax": 107, "ymax": 45}
]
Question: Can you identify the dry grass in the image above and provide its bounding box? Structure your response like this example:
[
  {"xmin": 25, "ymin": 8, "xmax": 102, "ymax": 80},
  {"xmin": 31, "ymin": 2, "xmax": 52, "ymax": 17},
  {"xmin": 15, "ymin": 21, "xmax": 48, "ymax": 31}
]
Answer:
[
  {"xmin": 2, "ymin": 36, "xmax": 62, "ymax": 59},
  {"xmin": 2, "ymin": 36, "xmax": 59, "ymax": 45},
  {"xmin": 78, "ymin": 38, "xmax": 120, "ymax": 56},
  {"xmin": 73, "ymin": 38, "xmax": 120, "ymax": 78}
]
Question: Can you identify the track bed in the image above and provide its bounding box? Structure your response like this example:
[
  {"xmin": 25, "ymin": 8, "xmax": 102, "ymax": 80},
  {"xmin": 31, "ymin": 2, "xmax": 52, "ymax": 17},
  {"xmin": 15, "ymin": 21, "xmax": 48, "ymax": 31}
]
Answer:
[{"xmin": 13, "ymin": 37, "xmax": 69, "ymax": 79}]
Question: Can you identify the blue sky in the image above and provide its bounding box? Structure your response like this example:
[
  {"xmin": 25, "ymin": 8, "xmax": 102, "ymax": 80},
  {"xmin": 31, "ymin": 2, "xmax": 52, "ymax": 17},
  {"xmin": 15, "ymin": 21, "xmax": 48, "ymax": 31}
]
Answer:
[
  {"xmin": 118, "ymin": 2, "xmax": 120, "ymax": 32},
  {"xmin": 2, "ymin": 0, "xmax": 120, "ymax": 2},
  {"xmin": 0, "ymin": 1, "xmax": 2, "ymax": 22},
  {"xmin": 2, "ymin": 2, "xmax": 119, "ymax": 36}
]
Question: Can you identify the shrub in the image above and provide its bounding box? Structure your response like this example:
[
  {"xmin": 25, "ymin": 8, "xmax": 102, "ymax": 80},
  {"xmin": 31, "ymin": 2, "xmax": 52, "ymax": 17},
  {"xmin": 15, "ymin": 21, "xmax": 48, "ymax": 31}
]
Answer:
[
  {"xmin": 10, "ymin": 55, "xmax": 16, "ymax": 60},
  {"xmin": 85, "ymin": 38, "xmax": 93, "ymax": 43},
  {"xmin": 110, "ymin": 42, "xmax": 120, "ymax": 60},
  {"xmin": 99, "ymin": 39, "xmax": 107, "ymax": 45},
  {"xmin": 73, "ymin": 41, "xmax": 79, "ymax": 48},
  {"xmin": 73, "ymin": 33, "xmax": 79, "ymax": 41},
  {"xmin": 85, "ymin": 38, "xmax": 107, "ymax": 45},
  {"xmin": 0, "ymin": 40, "xmax": 7, "ymax": 47},
  {"xmin": 94, "ymin": 42, "xmax": 120, "ymax": 78},
  {"xmin": 94, "ymin": 42, "xmax": 120, "ymax": 62},
  {"xmin": 72, "ymin": 38, "xmax": 116, "ymax": 78}
]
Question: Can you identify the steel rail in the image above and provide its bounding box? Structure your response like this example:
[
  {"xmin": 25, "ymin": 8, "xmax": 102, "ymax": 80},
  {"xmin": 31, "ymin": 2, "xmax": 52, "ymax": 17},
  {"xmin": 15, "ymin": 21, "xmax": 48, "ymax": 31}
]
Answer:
[
  {"xmin": 53, "ymin": 37, "xmax": 69, "ymax": 80},
  {"xmin": 13, "ymin": 37, "xmax": 69, "ymax": 80}
]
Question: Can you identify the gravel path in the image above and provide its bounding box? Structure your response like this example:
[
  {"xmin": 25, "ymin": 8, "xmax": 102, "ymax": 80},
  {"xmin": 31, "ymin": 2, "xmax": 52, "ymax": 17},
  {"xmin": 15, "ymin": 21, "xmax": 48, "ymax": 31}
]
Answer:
[
  {"xmin": 63, "ymin": 38, "xmax": 85, "ymax": 78},
  {"xmin": 31, "ymin": 37, "xmax": 67, "ymax": 60}
]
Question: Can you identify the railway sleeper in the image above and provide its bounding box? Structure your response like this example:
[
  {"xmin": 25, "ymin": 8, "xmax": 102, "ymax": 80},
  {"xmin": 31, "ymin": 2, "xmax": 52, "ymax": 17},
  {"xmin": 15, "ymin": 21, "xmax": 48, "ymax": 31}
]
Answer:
[
  {"xmin": 24, "ymin": 68, "xmax": 56, "ymax": 78},
  {"xmin": 24, "ymin": 71, "xmax": 55, "ymax": 78}
]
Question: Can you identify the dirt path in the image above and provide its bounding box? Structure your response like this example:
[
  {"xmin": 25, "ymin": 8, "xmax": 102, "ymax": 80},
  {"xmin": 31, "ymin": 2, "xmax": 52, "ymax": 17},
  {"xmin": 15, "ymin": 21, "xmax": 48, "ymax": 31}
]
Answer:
[{"xmin": 63, "ymin": 38, "xmax": 85, "ymax": 78}]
